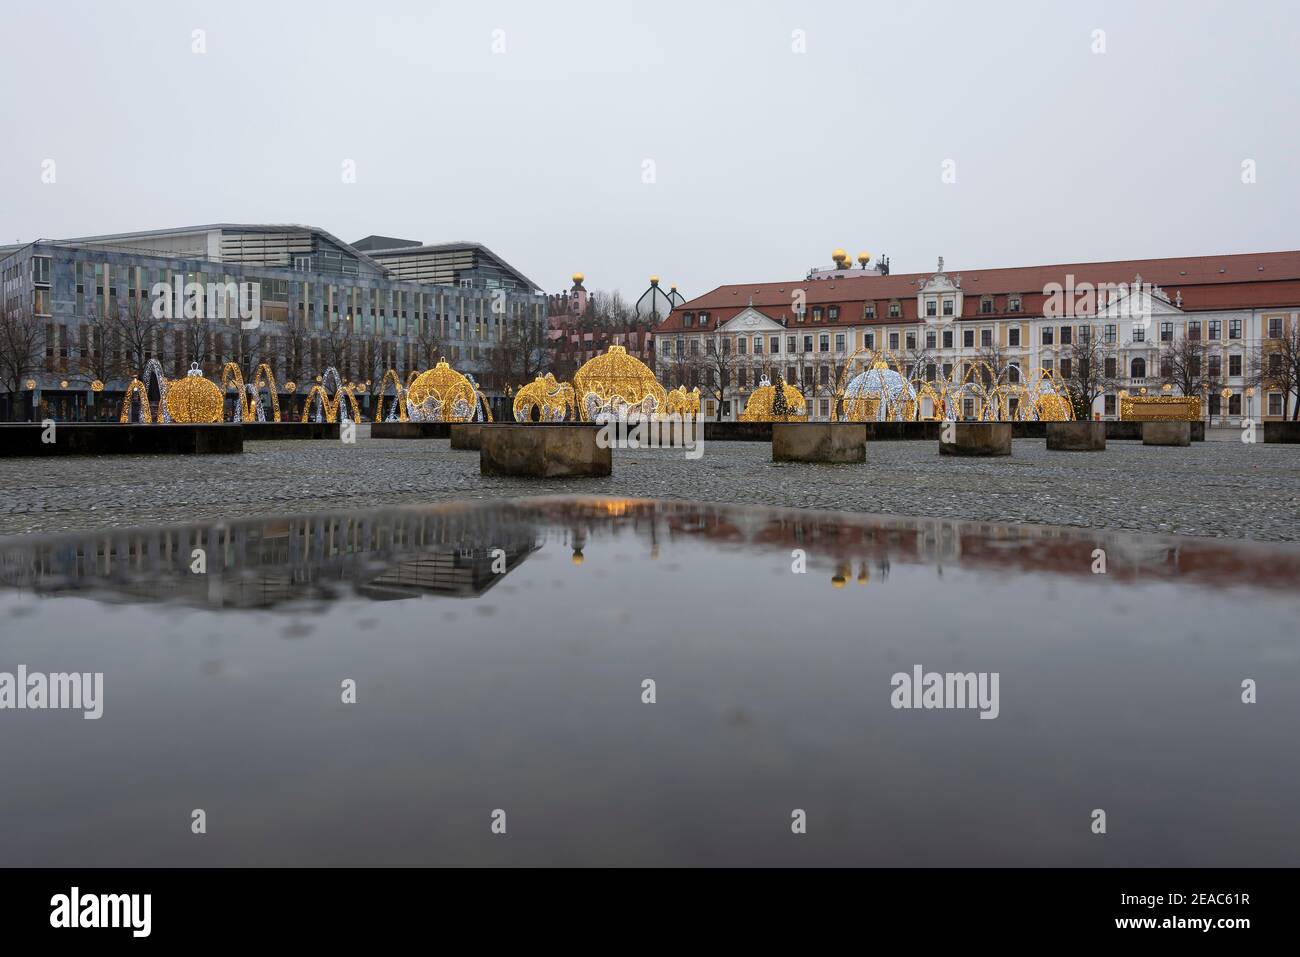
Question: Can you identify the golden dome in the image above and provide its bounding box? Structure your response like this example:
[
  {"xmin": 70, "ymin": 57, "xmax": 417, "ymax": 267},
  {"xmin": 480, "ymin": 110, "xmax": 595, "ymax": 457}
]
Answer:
[
  {"xmin": 857, "ymin": 251, "xmax": 871, "ymax": 265},
  {"xmin": 832, "ymin": 248, "xmax": 847, "ymax": 262},
  {"xmin": 739, "ymin": 377, "xmax": 808, "ymax": 422},
  {"xmin": 572, "ymin": 345, "xmax": 667, "ymax": 420},
  {"xmin": 572, "ymin": 272, "xmax": 584, "ymax": 284},
  {"xmin": 165, "ymin": 366, "xmax": 224, "ymax": 423},
  {"xmin": 406, "ymin": 359, "xmax": 479, "ymax": 421}
]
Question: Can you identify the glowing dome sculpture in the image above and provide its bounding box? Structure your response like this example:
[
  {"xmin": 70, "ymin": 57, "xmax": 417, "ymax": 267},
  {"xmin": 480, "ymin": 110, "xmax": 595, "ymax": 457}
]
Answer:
[
  {"xmin": 842, "ymin": 359, "xmax": 917, "ymax": 421},
  {"xmin": 300, "ymin": 367, "xmax": 362, "ymax": 424},
  {"xmin": 513, "ymin": 374, "xmax": 575, "ymax": 422},
  {"xmin": 165, "ymin": 363, "xmax": 224, "ymax": 423},
  {"xmin": 573, "ymin": 345, "xmax": 666, "ymax": 421},
  {"xmin": 739, "ymin": 376, "xmax": 807, "ymax": 421},
  {"xmin": 406, "ymin": 359, "xmax": 480, "ymax": 422},
  {"xmin": 664, "ymin": 385, "xmax": 701, "ymax": 417}
]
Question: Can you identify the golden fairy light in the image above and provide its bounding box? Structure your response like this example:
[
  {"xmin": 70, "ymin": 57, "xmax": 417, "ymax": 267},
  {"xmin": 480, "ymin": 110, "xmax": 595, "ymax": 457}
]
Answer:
[
  {"xmin": 165, "ymin": 363, "xmax": 224, "ymax": 423},
  {"xmin": 512, "ymin": 373, "xmax": 575, "ymax": 422},
  {"xmin": 739, "ymin": 375, "xmax": 807, "ymax": 421},
  {"xmin": 405, "ymin": 359, "xmax": 484, "ymax": 422}
]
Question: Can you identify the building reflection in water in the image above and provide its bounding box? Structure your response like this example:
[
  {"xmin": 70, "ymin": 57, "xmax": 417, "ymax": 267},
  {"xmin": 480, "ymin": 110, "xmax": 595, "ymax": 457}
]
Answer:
[{"xmin": 1, "ymin": 496, "xmax": 1297, "ymax": 609}]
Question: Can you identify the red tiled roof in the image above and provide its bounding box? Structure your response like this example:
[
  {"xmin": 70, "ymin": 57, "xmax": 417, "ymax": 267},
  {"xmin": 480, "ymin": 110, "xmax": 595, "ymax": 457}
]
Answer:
[{"xmin": 658, "ymin": 250, "xmax": 1300, "ymax": 332}]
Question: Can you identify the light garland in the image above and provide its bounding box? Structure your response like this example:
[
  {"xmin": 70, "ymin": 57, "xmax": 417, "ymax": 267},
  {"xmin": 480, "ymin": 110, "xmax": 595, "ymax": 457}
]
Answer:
[{"xmin": 1120, "ymin": 395, "xmax": 1201, "ymax": 421}]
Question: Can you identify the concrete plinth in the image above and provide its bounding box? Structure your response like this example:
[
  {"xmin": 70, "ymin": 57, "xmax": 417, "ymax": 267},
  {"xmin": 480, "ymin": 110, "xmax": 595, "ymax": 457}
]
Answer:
[
  {"xmin": 241, "ymin": 422, "xmax": 339, "ymax": 440},
  {"xmin": 450, "ymin": 423, "xmax": 484, "ymax": 450},
  {"xmin": 772, "ymin": 422, "xmax": 866, "ymax": 463},
  {"xmin": 480, "ymin": 425, "xmax": 610, "ymax": 477},
  {"xmin": 1046, "ymin": 421, "xmax": 1107, "ymax": 451},
  {"xmin": 371, "ymin": 421, "xmax": 450, "ymax": 439},
  {"xmin": 939, "ymin": 423, "xmax": 1012, "ymax": 456},
  {"xmin": 0, "ymin": 423, "xmax": 243, "ymax": 457},
  {"xmin": 1264, "ymin": 421, "xmax": 1300, "ymax": 443},
  {"xmin": 1142, "ymin": 421, "xmax": 1191, "ymax": 446}
]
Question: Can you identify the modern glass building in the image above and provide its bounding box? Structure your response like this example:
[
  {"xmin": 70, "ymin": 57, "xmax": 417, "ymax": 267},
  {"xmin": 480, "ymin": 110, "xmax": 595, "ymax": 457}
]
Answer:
[{"xmin": 0, "ymin": 224, "xmax": 545, "ymax": 421}]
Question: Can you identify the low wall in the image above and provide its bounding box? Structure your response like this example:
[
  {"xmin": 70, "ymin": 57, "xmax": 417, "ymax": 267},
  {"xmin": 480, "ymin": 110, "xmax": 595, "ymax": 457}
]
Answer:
[
  {"xmin": 1263, "ymin": 421, "xmax": 1300, "ymax": 444},
  {"xmin": 1112, "ymin": 419, "xmax": 1204, "ymax": 441},
  {"xmin": 772, "ymin": 423, "xmax": 866, "ymax": 463},
  {"xmin": 704, "ymin": 421, "xmax": 773, "ymax": 442},
  {"xmin": 940, "ymin": 422, "xmax": 1012, "ymax": 456},
  {"xmin": 480, "ymin": 425, "xmax": 610, "ymax": 478},
  {"xmin": 1046, "ymin": 421, "xmax": 1106, "ymax": 451},
  {"xmin": 450, "ymin": 423, "xmax": 484, "ymax": 450},
  {"xmin": 241, "ymin": 422, "xmax": 340, "ymax": 440},
  {"xmin": 1142, "ymin": 421, "xmax": 1191, "ymax": 446},
  {"xmin": 0, "ymin": 423, "xmax": 243, "ymax": 457},
  {"xmin": 370, "ymin": 421, "xmax": 451, "ymax": 439}
]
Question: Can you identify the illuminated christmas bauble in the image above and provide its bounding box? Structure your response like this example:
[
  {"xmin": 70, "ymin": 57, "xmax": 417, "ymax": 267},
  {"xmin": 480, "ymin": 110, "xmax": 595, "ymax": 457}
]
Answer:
[
  {"xmin": 573, "ymin": 345, "xmax": 666, "ymax": 420},
  {"xmin": 406, "ymin": 359, "xmax": 478, "ymax": 421},
  {"xmin": 165, "ymin": 363, "xmax": 224, "ymax": 423}
]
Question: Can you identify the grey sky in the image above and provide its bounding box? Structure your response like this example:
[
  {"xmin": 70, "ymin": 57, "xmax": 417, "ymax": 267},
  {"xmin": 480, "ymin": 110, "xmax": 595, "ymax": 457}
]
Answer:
[{"xmin": 2, "ymin": 0, "xmax": 1297, "ymax": 300}]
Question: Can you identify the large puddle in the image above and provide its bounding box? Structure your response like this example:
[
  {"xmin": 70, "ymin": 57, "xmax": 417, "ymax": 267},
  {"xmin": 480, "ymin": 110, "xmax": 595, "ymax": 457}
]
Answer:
[{"xmin": 1, "ymin": 497, "xmax": 1297, "ymax": 865}]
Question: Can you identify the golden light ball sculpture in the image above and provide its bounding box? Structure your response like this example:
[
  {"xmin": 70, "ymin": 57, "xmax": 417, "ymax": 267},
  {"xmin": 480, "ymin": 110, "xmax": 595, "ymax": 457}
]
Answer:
[
  {"xmin": 739, "ymin": 375, "xmax": 808, "ymax": 421},
  {"xmin": 165, "ymin": 363, "xmax": 225, "ymax": 423},
  {"xmin": 406, "ymin": 359, "xmax": 480, "ymax": 422},
  {"xmin": 513, "ymin": 373, "xmax": 575, "ymax": 422},
  {"xmin": 572, "ymin": 345, "xmax": 667, "ymax": 421}
]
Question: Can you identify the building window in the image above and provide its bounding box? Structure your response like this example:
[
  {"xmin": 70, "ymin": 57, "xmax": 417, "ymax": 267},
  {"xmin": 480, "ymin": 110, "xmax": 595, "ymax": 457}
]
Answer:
[
  {"xmin": 1188, "ymin": 320, "xmax": 1201, "ymax": 341},
  {"xmin": 1160, "ymin": 322, "xmax": 1173, "ymax": 342},
  {"xmin": 819, "ymin": 334, "xmax": 829, "ymax": 352},
  {"xmin": 980, "ymin": 328, "xmax": 992, "ymax": 347},
  {"xmin": 1229, "ymin": 394, "xmax": 1241, "ymax": 415},
  {"xmin": 1104, "ymin": 394, "xmax": 1116, "ymax": 416},
  {"xmin": 1060, "ymin": 358, "xmax": 1072, "ymax": 379},
  {"xmin": 819, "ymin": 399, "xmax": 830, "ymax": 418},
  {"xmin": 906, "ymin": 332, "xmax": 916, "ymax": 350},
  {"xmin": 737, "ymin": 337, "xmax": 747, "ymax": 355},
  {"xmin": 1009, "ymin": 297, "xmax": 1022, "ymax": 313},
  {"xmin": 1269, "ymin": 392, "xmax": 1283, "ymax": 416},
  {"xmin": 926, "ymin": 330, "xmax": 936, "ymax": 349},
  {"xmin": 683, "ymin": 312, "xmax": 694, "ymax": 327},
  {"xmin": 1229, "ymin": 318, "xmax": 1242, "ymax": 339},
  {"xmin": 1104, "ymin": 324, "xmax": 1116, "ymax": 344},
  {"xmin": 1008, "ymin": 328, "xmax": 1020, "ymax": 347},
  {"xmin": 888, "ymin": 302, "xmax": 901, "ymax": 318},
  {"xmin": 835, "ymin": 333, "xmax": 845, "ymax": 351},
  {"xmin": 803, "ymin": 335, "xmax": 813, "ymax": 352},
  {"xmin": 753, "ymin": 336, "xmax": 763, "ymax": 354},
  {"xmin": 925, "ymin": 300, "xmax": 937, "ymax": 317},
  {"xmin": 1209, "ymin": 320, "xmax": 1221, "ymax": 340},
  {"xmin": 864, "ymin": 303, "xmax": 876, "ymax": 319},
  {"xmin": 1104, "ymin": 357, "xmax": 1117, "ymax": 378},
  {"xmin": 811, "ymin": 307, "xmax": 823, "ymax": 322},
  {"xmin": 828, "ymin": 306, "xmax": 840, "ymax": 321},
  {"xmin": 889, "ymin": 332, "xmax": 900, "ymax": 351},
  {"xmin": 942, "ymin": 299, "xmax": 954, "ymax": 316},
  {"xmin": 788, "ymin": 336, "xmax": 797, "ymax": 353},
  {"xmin": 864, "ymin": 332, "xmax": 875, "ymax": 350},
  {"xmin": 942, "ymin": 329, "xmax": 953, "ymax": 349},
  {"xmin": 1229, "ymin": 354, "xmax": 1242, "ymax": 377},
  {"xmin": 980, "ymin": 298, "xmax": 993, "ymax": 314},
  {"xmin": 1268, "ymin": 316, "xmax": 1284, "ymax": 338},
  {"xmin": 1133, "ymin": 325, "xmax": 1145, "ymax": 342},
  {"xmin": 1042, "ymin": 326, "xmax": 1054, "ymax": 346},
  {"xmin": 770, "ymin": 336, "xmax": 780, "ymax": 354},
  {"xmin": 1008, "ymin": 363, "xmax": 1020, "ymax": 384},
  {"xmin": 963, "ymin": 329, "xmax": 974, "ymax": 348},
  {"xmin": 1060, "ymin": 326, "xmax": 1073, "ymax": 345},
  {"xmin": 1209, "ymin": 354, "xmax": 1221, "ymax": 378}
]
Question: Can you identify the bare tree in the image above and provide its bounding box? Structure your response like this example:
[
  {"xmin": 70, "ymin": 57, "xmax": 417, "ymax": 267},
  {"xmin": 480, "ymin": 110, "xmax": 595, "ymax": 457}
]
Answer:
[
  {"xmin": 692, "ymin": 338, "xmax": 737, "ymax": 420},
  {"xmin": 319, "ymin": 315, "xmax": 354, "ymax": 377},
  {"xmin": 1062, "ymin": 327, "xmax": 1121, "ymax": 420},
  {"xmin": 0, "ymin": 307, "xmax": 43, "ymax": 420},
  {"xmin": 105, "ymin": 295, "xmax": 161, "ymax": 380},
  {"xmin": 1158, "ymin": 336, "xmax": 1220, "ymax": 410},
  {"xmin": 1248, "ymin": 327, "xmax": 1300, "ymax": 420},
  {"xmin": 487, "ymin": 313, "xmax": 546, "ymax": 392}
]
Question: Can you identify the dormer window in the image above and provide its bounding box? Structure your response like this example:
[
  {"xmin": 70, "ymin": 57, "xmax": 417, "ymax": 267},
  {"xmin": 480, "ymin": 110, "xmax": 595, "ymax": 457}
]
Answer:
[
  {"xmin": 684, "ymin": 312, "xmax": 694, "ymax": 327},
  {"xmin": 980, "ymin": 298, "xmax": 993, "ymax": 314},
  {"xmin": 1009, "ymin": 296, "xmax": 1022, "ymax": 313},
  {"xmin": 942, "ymin": 299, "xmax": 954, "ymax": 317},
  {"xmin": 888, "ymin": 301, "xmax": 901, "ymax": 318},
  {"xmin": 811, "ymin": 306, "xmax": 824, "ymax": 322},
  {"xmin": 925, "ymin": 300, "xmax": 937, "ymax": 317},
  {"xmin": 828, "ymin": 305, "xmax": 840, "ymax": 321},
  {"xmin": 698, "ymin": 311, "xmax": 710, "ymax": 326},
  {"xmin": 864, "ymin": 303, "xmax": 876, "ymax": 319}
]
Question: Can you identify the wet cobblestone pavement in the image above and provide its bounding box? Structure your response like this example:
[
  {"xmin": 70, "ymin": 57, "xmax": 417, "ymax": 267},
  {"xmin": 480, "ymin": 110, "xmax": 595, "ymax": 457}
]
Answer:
[{"xmin": 2, "ymin": 426, "xmax": 1298, "ymax": 541}]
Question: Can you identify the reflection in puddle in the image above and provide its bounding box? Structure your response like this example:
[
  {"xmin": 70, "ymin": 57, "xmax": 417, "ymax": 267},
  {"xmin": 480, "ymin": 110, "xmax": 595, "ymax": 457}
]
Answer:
[{"xmin": 0, "ymin": 497, "xmax": 1298, "ymax": 866}]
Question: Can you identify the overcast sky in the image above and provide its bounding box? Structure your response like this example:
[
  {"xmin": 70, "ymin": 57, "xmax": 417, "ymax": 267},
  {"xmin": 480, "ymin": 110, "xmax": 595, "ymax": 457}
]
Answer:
[{"xmin": 2, "ymin": 0, "xmax": 1297, "ymax": 300}]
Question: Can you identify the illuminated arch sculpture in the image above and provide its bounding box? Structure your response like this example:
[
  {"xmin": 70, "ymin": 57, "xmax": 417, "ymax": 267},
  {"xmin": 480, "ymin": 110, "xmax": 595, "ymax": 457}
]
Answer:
[
  {"xmin": 142, "ymin": 358, "xmax": 171, "ymax": 423},
  {"xmin": 663, "ymin": 385, "xmax": 701, "ymax": 418},
  {"xmin": 119, "ymin": 378, "xmax": 154, "ymax": 423},
  {"xmin": 513, "ymin": 374, "xmax": 575, "ymax": 422},
  {"xmin": 375, "ymin": 368, "xmax": 409, "ymax": 422},
  {"xmin": 739, "ymin": 375, "xmax": 808, "ymax": 421},
  {"xmin": 842, "ymin": 358, "xmax": 918, "ymax": 421},
  {"xmin": 572, "ymin": 345, "xmax": 667, "ymax": 421},
  {"xmin": 300, "ymin": 367, "xmax": 362, "ymax": 423}
]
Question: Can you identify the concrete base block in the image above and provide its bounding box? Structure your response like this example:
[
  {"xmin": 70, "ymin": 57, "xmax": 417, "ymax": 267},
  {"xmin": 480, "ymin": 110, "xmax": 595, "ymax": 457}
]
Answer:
[
  {"xmin": 1264, "ymin": 421, "xmax": 1300, "ymax": 443},
  {"xmin": 450, "ymin": 423, "xmax": 484, "ymax": 450},
  {"xmin": 772, "ymin": 422, "xmax": 866, "ymax": 463},
  {"xmin": 241, "ymin": 422, "xmax": 339, "ymax": 440},
  {"xmin": 939, "ymin": 422, "xmax": 1012, "ymax": 456},
  {"xmin": 480, "ymin": 425, "xmax": 610, "ymax": 477},
  {"xmin": 1142, "ymin": 421, "xmax": 1191, "ymax": 446},
  {"xmin": 1047, "ymin": 420, "xmax": 1107, "ymax": 451}
]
